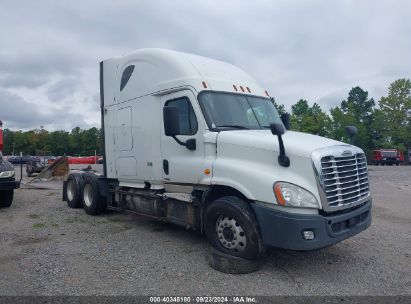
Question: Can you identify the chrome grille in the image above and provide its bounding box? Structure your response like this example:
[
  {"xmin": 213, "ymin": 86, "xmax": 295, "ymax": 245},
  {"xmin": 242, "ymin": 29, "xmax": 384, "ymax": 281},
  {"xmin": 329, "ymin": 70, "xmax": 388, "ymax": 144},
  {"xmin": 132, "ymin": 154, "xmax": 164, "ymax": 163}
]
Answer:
[{"xmin": 320, "ymin": 153, "xmax": 370, "ymax": 207}]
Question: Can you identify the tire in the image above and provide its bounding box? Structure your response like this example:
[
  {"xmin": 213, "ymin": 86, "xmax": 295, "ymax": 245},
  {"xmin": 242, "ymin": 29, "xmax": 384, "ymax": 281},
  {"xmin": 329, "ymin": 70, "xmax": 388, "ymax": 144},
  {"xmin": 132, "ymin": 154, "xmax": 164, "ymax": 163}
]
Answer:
[
  {"xmin": 0, "ymin": 190, "xmax": 13, "ymax": 208},
  {"xmin": 65, "ymin": 174, "xmax": 83, "ymax": 208},
  {"xmin": 204, "ymin": 196, "xmax": 265, "ymax": 260},
  {"xmin": 81, "ymin": 175, "xmax": 106, "ymax": 215},
  {"xmin": 208, "ymin": 247, "xmax": 261, "ymax": 274}
]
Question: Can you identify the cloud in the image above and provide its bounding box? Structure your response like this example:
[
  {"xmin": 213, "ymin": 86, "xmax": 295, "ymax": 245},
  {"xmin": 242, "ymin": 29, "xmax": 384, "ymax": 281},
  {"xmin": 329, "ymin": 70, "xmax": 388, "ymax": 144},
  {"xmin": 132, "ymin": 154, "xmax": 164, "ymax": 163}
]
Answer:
[
  {"xmin": 46, "ymin": 77, "xmax": 80, "ymax": 102},
  {"xmin": 0, "ymin": 0, "xmax": 410, "ymax": 129},
  {"xmin": 0, "ymin": 88, "xmax": 91, "ymax": 130}
]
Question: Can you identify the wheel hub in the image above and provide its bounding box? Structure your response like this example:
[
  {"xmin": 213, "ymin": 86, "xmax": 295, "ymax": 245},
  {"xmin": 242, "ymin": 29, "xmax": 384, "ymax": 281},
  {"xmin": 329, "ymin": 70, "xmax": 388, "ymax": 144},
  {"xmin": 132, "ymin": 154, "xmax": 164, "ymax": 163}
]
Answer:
[
  {"xmin": 222, "ymin": 227, "xmax": 234, "ymax": 241},
  {"xmin": 67, "ymin": 180, "xmax": 76, "ymax": 202},
  {"xmin": 216, "ymin": 215, "xmax": 247, "ymax": 252},
  {"xmin": 83, "ymin": 184, "xmax": 93, "ymax": 207}
]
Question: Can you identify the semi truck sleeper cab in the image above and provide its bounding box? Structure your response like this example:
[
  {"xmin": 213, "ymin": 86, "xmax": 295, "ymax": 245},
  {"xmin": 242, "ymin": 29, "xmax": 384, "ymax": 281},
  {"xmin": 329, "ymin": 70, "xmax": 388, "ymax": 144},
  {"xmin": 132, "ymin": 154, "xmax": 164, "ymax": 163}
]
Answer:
[{"xmin": 63, "ymin": 48, "xmax": 372, "ymax": 262}]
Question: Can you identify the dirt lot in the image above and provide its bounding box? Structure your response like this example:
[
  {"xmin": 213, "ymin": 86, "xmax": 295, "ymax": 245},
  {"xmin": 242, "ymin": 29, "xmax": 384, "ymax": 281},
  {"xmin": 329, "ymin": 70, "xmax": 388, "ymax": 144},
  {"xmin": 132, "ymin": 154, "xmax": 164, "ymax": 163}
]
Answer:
[{"xmin": 0, "ymin": 165, "xmax": 410, "ymax": 296}]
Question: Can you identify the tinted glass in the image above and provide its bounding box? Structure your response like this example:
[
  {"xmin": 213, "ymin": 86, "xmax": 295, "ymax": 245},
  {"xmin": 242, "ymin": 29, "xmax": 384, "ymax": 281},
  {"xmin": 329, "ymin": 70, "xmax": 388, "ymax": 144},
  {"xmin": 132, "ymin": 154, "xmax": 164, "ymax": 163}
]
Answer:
[
  {"xmin": 120, "ymin": 65, "xmax": 135, "ymax": 91},
  {"xmin": 166, "ymin": 98, "xmax": 198, "ymax": 135},
  {"xmin": 199, "ymin": 92, "xmax": 283, "ymax": 130}
]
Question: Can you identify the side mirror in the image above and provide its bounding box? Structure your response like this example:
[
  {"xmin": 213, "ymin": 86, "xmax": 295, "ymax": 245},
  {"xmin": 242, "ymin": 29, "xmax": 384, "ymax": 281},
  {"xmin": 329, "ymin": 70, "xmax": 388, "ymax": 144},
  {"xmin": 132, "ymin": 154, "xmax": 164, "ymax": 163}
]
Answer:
[
  {"xmin": 280, "ymin": 113, "xmax": 291, "ymax": 130},
  {"xmin": 270, "ymin": 123, "xmax": 285, "ymax": 136},
  {"xmin": 185, "ymin": 138, "xmax": 196, "ymax": 151},
  {"xmin": 163, "ymin": 106, "xmax": 196, "ymax": 151},
  {"xmin": 270, "ymin": 123, "xmax": 290, "ymax": 167},
  {"xmin": 163, "ymin": 106, "xmax": 180, "ymax": 136},
  {"xmin": 344, "ymin": 126, "xmax": 358, "ymax": 144}
]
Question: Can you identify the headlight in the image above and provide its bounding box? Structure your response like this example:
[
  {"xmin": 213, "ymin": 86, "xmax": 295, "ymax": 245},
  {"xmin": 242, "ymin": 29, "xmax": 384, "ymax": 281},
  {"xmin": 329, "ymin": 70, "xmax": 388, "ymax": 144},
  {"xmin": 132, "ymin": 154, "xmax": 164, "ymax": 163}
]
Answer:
[
  {"xmin": 0, "ymin": 170, "xmax": 15, "ymax": 178},
  {"xmin": 274, "ymin": 182, "xmax": 318, "ymax": 208}
]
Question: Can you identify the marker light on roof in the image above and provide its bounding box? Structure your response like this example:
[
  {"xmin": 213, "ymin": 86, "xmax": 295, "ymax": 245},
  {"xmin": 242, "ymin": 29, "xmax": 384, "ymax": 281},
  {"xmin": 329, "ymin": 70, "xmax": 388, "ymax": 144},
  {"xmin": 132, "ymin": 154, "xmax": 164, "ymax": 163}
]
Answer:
[
  {"xmin": 246, "ymin": 87, "xmax": 251, "ymax": 93},
  {"xmin": 265, "ymin": 90, "xmax": 270, "ymax": 96},
  {"xmin": 240, "ymin": 86, "xmax": 245, "ymax": 92},
  {"xmin": 202, "ymin": 81, "xmax": 207, "ymax": 88},
  {"xmin": 233, "ymin": 84, "xmax": 238, "ymax": 91}
]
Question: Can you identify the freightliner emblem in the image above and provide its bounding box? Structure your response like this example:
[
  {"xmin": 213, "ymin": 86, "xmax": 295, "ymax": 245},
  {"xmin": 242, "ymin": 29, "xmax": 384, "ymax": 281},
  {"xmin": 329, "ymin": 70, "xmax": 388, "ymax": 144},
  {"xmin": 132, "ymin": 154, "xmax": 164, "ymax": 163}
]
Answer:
[{"xmin": 342, "ymin": 150, "xmax": 352, "ymax": 156}]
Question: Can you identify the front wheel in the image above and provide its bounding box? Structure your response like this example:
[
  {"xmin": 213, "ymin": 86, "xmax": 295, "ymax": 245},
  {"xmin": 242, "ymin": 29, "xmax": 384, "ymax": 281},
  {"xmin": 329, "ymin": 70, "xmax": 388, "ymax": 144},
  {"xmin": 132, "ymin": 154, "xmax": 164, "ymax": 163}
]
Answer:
[
  {"xmin": 0, "ymin": 190, "xmax": 13, "ymax": 208},
  {"xmin": 204, "ymin": 196, "xmax": 264, "ymax": 260}
]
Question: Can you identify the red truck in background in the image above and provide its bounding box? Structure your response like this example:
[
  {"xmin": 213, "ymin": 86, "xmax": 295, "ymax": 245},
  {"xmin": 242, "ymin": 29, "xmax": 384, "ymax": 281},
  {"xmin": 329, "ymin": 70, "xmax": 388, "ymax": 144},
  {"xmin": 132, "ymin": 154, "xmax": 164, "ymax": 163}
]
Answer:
[{"xmin": 373, "ymin": 149, "xmax": 404, "ymax": 166}]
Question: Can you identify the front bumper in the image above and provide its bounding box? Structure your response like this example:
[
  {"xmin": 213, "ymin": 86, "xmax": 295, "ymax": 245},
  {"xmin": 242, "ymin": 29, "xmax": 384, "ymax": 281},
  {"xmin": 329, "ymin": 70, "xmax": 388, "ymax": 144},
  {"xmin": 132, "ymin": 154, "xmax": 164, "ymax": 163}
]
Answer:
[
  {"xmin": 251, "ymin": 200, "xmax": 372, "ymax": 250},
  {"xmin": 0, "ymin": 178, "xmax": 20, "ymax": 191}
]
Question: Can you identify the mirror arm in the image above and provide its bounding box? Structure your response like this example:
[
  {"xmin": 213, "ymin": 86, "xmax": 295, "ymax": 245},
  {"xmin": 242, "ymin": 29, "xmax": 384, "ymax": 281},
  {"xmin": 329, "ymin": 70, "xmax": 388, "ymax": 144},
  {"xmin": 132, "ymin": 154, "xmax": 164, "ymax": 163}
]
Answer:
[
  {"xmin": 171, "ymin": 136, "xmax": 196, "ymax": 151},
  {"xmin": 277, "ymin": 135, "xmax": 290, "ymax": 167},
  {"xmin": 172, "ymin": 135, "xmax": 187, "ymax": 147}
]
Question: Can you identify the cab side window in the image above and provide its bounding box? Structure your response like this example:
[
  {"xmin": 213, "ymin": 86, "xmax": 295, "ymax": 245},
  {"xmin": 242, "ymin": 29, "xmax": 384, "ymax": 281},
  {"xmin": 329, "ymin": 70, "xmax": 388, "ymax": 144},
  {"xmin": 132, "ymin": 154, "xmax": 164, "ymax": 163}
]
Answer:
[
  {"xmin": 165, "ymin": 97, "xmax": 198, "ymax": 135},
  {"xmin": 120, "ymin": 65, "xmax": 135, "ymax": 91}
]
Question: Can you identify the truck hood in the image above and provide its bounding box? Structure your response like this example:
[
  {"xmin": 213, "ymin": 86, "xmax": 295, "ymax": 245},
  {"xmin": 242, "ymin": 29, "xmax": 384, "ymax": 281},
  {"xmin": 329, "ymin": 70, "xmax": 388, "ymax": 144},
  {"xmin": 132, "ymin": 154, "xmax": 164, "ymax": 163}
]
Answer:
[{"xmin": 216, "ymin": 130, "xmax": 349, "ymax": 158}]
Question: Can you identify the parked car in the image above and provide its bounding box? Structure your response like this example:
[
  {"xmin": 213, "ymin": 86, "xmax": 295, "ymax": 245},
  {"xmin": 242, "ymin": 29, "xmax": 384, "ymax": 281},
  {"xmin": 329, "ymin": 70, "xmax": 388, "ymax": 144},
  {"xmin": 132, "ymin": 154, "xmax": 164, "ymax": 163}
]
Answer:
[
  {"xmin": 7, "ymin": 155, "xmax": 40, "ymax": 164},
  {"xmin": 26, "ymin": 158, "xmax": 46, "ymax": 177},
  {"xmin": 0, "ymin": 121, "xmax": 20, "ymax": 208}
]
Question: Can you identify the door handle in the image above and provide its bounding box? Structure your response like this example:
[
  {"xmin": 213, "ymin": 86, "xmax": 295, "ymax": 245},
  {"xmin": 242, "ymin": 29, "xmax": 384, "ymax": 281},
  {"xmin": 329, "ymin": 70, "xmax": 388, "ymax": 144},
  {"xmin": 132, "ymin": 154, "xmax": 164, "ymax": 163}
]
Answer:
[{"xmin": 163, "ymin": 159, "xmax": 169, "ymax": 175}]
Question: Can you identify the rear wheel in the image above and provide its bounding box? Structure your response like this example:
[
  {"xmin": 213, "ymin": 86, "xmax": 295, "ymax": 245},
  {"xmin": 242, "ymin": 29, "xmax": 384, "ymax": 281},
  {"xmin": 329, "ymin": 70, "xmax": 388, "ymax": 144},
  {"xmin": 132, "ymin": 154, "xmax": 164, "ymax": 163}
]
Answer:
[
  {"xmin": 65, "ymin": 174, "xmax": 83, "ymax": 208},
  {"xmin": 81, "ymin": 175, "xmax": 106, "ymax": 215},
  {"xmin": 0, "ymin": 190, "xmax": 13, "ymax": 208},
  {"xmin": 204, "ymin": 196, "xmax": 264, "ymax": 260}
]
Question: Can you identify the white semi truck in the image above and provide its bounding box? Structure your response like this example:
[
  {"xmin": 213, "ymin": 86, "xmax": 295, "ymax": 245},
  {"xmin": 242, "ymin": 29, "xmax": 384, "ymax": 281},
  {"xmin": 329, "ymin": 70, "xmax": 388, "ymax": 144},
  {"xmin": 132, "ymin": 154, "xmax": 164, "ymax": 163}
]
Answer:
[{"xmin": 63, "ymin": 49, "xmax": 371, "ymax": 267}]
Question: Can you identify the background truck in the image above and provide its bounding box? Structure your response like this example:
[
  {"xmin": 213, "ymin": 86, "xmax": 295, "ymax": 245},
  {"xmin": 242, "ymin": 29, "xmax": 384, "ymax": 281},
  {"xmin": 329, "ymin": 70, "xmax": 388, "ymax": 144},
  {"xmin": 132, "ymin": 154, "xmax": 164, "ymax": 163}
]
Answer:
[
  {"xmin": 0, "ymin": 120, "xmax": 20, "ymax": 208},
  {"xmin": 63, "ymin": 49, "xmax": 372, "ymax": 271},
  {"xmin": 373, "ymin": 149, "xmax": 403, "ymax": 165}
]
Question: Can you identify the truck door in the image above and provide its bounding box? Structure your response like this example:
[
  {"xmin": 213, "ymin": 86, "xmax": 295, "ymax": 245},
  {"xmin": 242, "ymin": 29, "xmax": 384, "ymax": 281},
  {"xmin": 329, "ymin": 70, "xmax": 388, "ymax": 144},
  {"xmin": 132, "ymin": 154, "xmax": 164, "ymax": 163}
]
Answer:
[
  {"xmin": 161, "ymin": 90, "xmax": 206, "ymax": 184},
  {"xmin": 114, "ymin": 105, "xmax": 137, "ymax": 178}
]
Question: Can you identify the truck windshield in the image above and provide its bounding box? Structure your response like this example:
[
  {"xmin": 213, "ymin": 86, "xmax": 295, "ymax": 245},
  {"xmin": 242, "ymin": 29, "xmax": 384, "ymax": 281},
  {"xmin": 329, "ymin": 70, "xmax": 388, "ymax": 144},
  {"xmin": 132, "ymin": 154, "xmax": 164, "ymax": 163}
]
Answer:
[
  {"xmin": 198, "ymin": 92, "xmax": 283, "ymax": 130},
  {"xmin": 381, "ymin": 151, "xmax": 397, "ymax": 158}
]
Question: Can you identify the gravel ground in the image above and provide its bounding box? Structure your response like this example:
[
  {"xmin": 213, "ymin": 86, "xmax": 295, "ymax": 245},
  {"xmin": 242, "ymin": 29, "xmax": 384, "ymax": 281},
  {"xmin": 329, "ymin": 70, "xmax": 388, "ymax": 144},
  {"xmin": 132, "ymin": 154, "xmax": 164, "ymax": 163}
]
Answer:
[{"xmin": 0, "ymin": 165, "xmax": 410, "ymax": 296}]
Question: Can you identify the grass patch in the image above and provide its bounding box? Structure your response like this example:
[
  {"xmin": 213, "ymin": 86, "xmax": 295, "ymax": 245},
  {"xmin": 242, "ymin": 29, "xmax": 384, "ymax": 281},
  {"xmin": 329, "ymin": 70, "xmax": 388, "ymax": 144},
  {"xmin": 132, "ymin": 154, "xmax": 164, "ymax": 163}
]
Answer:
[
  {"xmin": 33, "ymin": 223, "xmax": 46, "ymax": 229},
  {"xmin": 28, "ymin": 213, "xmax": 40, "ymax": 219},
  {"xmin": 106, "ymin": 217, "xmax": 125, "ymax": 223},
  {"xmin": 65, "ymin": 217, "xmax": 88, "ymax": 224},
  {"xmin": 51, "ymin": 223, "xmax": 59, "ymax": 228}
]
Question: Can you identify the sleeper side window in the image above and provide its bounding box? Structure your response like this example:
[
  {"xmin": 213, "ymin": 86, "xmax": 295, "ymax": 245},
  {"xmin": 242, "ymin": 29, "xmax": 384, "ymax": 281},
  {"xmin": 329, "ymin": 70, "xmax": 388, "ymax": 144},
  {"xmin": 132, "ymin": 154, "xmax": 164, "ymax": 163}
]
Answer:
[
  {"xmin": 120, "ymin": 65, "xmax": 135, "ymax": 91},
  {"xmin": 165, "ymin": 97, "xmax": 198, "ymax": 135}
]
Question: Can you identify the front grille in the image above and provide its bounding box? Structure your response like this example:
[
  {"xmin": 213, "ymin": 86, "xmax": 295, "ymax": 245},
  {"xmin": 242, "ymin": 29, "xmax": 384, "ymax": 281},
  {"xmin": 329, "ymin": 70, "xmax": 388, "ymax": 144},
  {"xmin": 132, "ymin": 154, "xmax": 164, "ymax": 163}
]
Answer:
[{"xmin": 320, "ymin": 153, "xmax": 370, "ymax": 207}]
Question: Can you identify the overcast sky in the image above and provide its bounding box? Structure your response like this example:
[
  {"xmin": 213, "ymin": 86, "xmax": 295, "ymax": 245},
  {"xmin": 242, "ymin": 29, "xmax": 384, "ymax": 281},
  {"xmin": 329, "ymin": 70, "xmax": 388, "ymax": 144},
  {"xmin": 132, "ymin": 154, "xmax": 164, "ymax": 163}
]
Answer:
[{"xmin": 1, "ymin": 0, "xmax": 410, "ymax": 130}]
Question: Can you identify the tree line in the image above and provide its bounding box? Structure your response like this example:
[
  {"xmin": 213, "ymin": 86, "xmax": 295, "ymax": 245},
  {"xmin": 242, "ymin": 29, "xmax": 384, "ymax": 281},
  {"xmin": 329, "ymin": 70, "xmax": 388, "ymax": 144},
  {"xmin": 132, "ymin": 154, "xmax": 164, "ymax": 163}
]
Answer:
[
  {"xmin": 2, "ymin": 127, "xmax": 101, "ymax": 157},
  {"xmin": 272, "ymin": 78, "xmax": 411, "ymax": 159},
  {"xmin": 2, "ymin": 78, "xmax": 410, "ymax": 160}
]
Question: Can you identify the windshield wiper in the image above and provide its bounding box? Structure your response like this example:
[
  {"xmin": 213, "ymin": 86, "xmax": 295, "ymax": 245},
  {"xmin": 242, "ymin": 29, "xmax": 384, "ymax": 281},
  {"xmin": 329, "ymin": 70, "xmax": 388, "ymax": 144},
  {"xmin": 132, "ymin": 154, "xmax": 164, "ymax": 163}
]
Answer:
[{"xmin": 217, "ymin": 125, "xmax": 249, "ymax": 130}]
